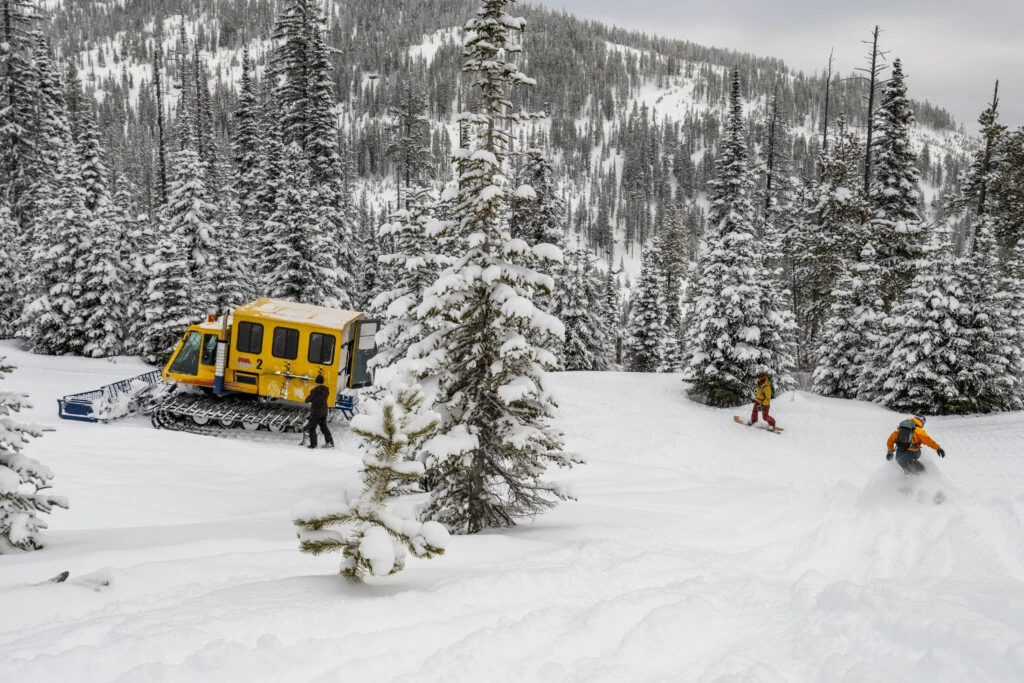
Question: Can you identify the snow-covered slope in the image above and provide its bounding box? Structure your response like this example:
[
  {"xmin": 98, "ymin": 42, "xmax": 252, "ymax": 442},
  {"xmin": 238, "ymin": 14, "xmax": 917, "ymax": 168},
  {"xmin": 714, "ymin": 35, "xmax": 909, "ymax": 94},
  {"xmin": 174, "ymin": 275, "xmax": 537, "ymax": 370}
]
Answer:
[{"xmin": 2, "ymin": 343, "xmax": 1023, "ymax": 682}]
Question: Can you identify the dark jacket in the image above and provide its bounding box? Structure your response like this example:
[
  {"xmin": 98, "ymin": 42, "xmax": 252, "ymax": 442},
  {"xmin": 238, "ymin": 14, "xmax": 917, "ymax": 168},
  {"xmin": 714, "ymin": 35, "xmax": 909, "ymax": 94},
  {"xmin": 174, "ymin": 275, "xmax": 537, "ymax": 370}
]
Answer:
[{"xmin": 305, "ymin": 385, "xmax": 330, "ymax": 419}]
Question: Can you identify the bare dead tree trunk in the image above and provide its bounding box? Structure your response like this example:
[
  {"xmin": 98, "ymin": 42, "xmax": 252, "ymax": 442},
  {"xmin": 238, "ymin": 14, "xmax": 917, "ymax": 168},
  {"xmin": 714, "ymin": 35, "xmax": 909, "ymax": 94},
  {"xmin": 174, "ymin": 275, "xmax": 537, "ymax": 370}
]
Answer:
[
  {"xmin": 154, "ymin": 49, "xmax": 168, "ymax": 206},
  {"xmin": 977, "ymin": 80, "xmax": 1000, "ymax": 218},
  {"xmin": 822, "ymin": 48, "xmax": 834, "ymax": 156},
  {"xmin": 858, "ymin": 26, "xmax": 888, "ymax": 199}
]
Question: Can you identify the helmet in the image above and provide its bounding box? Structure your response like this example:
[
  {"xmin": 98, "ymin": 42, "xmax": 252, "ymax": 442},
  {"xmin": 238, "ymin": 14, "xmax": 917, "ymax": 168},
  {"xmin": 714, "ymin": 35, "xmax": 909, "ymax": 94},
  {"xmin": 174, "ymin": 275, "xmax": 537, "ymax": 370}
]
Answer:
[{"xmin": 913, "ymin": 415, "xmax": 926, "ymax": 426}]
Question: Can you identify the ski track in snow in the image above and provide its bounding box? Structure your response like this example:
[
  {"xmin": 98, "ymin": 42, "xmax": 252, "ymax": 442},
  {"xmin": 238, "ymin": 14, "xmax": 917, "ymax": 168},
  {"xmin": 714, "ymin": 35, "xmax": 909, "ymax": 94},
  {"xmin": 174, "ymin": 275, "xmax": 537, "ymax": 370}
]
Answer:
[{"xmin": 1, "ymin": 342, "xmax": 1023, "ymax": 682}]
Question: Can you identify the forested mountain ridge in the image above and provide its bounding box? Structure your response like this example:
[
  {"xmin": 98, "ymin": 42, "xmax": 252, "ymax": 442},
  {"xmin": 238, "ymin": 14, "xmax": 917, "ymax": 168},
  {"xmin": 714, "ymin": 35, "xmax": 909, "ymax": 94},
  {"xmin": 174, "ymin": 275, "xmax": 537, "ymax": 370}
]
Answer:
[{"xmin": 50, "ymin": 0, "xmax": 971, "ymax": 259}]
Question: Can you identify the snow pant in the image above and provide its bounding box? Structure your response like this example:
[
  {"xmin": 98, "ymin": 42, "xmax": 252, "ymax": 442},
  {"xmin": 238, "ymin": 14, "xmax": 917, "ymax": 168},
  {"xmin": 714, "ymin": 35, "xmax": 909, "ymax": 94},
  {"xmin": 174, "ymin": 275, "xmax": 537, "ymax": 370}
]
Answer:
[
  {"xmin": 751, "ymin": 402, "xmax": 776, "ymax": 427},
  {"xmin": 896, "ymin": 450, "xmax": 925, "ymax": 475},
  {"xmin": 308, "ymin": 415, "xmax": 333, "ymax": 448}
]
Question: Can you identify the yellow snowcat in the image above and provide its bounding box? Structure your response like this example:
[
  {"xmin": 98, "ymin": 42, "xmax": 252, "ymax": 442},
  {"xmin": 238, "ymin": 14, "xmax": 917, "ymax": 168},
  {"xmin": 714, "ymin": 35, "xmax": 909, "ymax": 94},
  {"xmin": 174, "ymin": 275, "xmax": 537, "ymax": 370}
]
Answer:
[{"xmin": 57, "ymin": 299, "xmax": 379, "ymax": 436}]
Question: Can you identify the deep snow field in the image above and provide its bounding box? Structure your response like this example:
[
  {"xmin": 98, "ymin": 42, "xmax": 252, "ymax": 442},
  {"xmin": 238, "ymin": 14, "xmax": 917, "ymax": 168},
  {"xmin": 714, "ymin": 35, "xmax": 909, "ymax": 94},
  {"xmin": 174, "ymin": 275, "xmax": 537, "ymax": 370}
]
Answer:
[{"xmin": 2, "ymin": 341, "xmax": 1024, "ymax": 683}]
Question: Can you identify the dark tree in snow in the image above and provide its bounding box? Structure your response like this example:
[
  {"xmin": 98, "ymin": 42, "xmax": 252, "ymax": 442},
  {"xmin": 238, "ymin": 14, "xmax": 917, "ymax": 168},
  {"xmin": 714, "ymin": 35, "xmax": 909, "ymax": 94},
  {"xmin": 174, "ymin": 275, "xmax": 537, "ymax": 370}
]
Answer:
[
  {"xmin": 232, "ymin": 48, "xmax": 265, "ymax": 227},
  {"xmin": 868, "ymin": 59, "xmax": 924, "ymax": 302},
  {"xmin": 414, "ymin": 0, "xmax": 578, "ymax": 535},
  {"xmin": 0, "ymin": 205, "xmax": 17, "ymax": 338},
  {"xmin": 74, "ymin": 104, "xmax": 111, "ymax": 215},
  {"xmin": 685, "ymin": 70, "xmax": 795, "ymax": 407},
  {"xmin": 1, "ymin": 356, "xmax": 67, "ymax": 552},
  {"xmin": 293, "ymin": 380, "xmax": 448, "ymax": 581},
  {"xmin": 0, "ymin": 0, "xmax": 40, "ymax": 225},
  {"xmin": 386, "ymin": 76, "xmax": 433, "ymax": 208},
  {"xmin": 624, "ymin": 243, "xmax": 666, "ymax": 373},
  {"xmin": 551, "ymin": 239, "xmax": 611, "ymax": 371}
]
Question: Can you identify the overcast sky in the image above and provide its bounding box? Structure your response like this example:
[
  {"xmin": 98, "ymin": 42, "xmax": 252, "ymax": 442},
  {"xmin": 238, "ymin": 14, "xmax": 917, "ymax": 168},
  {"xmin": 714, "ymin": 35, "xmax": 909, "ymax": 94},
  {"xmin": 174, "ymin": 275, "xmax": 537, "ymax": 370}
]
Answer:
[{"xmin": 534, "ymin": 0, "xmax": 1023, "ymax": 130}]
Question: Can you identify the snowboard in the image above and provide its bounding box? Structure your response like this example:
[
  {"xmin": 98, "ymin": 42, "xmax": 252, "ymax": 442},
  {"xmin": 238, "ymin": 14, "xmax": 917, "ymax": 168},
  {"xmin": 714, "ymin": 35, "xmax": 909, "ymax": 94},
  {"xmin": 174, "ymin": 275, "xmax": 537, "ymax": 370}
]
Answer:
[{"xmin": 734, "ymin": 416, "xmax": 783, "ymax": 433}]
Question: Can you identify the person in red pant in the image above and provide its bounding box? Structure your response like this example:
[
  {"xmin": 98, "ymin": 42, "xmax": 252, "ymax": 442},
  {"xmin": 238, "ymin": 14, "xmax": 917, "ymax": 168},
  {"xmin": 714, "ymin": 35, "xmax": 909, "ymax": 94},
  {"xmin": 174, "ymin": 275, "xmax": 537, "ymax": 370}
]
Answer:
[{"xmin": 751, "ymin": 375, "xmax": 776, "ymax": 432}]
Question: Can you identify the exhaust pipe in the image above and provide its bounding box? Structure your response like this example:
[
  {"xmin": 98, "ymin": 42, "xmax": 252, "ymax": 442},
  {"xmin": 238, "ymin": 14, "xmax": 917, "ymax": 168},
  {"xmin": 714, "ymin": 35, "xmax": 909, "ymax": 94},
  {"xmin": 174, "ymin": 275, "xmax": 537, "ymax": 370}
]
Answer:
[{"xmin": 214, "ymin": 313, "xmax": 228, "ymax": 395}]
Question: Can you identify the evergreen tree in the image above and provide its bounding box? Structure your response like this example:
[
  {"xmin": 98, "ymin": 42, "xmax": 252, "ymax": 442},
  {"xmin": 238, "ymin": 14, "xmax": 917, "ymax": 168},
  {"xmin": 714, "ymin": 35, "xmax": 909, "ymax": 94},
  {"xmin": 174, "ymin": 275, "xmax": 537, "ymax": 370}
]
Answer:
[
  {"xmin": 164, "ymin": 137, "xmax": 219, "ymax": 313},
  {"xmin": 232, "ymin": 47, "xmax": 265, "ymax": 228},
  {"xmin": 0, "ymin": 205, "xmax": 17, "ymax": 338},
  {"xmin": 868, "ymin": 59, "xmax": 924, "ymax": 302},
  {"xmin": 624, "ymin": 244, "xmax": 666, "ymax": 373},
  {"xmin": 386, "ymin": 76, "xmax": 433, "ymax": 208},
  {"xmin": 1, "ymin": 356, "xmax": 68, "ymax": 552},
  {"xmin": 790, "ymin": 116, "xmax": 866, "ymax": 352},
  {"xmin": 25, "ymin": 34, "xmax": 68, "ymax": 224},
  {"xmin": 685, "ymin": 70, "xmax": 794, "ymax": 406},
  {"xmin": 16, "ymin": 154, "xmax": 89, "ymax": 355},
  {"xmin": 293, "ymin": 380, "xmax": 448, "ymax": 581},
  {"xmin": 74, "ymin": 104, "xmax": 111, "ymax": 215},
  {"xmin": 867, "ymin": 226, "xmax": 962, "ymax": 413},
  {"xmin": 551, "ymin": 239, "xmax": 611, "ymax": 371},
  {"xmin": 79, "ymin": 200, "xmax": 126, "ymax": 357},
  {"xmin": 811, "ymin": 242, "xmax": 884, "ymax": 399},
  {"xmin": 272, "ymin": 0, "xmax": 353, "ymax": 305},
  {"xmin": 0, "ymin": 0, "xmax": 40, "ymax": 225},
  {"xmin": 372, "ymin": 187, "xmax": 450, "ymax": 371},
  {"xmin": 114, "ymin": 181, "xmax": 152, "ymax": 356},
  {"xmin": 414, "ymin": 0, "xmax": 578, "ymax": 535},
  {"xmin": 143, "ymin": 217, "xmax": 194, "ymax": 364},
  {"xmin": 953, "ymin": 221, "xmax": 1018, "ymax": 412}
]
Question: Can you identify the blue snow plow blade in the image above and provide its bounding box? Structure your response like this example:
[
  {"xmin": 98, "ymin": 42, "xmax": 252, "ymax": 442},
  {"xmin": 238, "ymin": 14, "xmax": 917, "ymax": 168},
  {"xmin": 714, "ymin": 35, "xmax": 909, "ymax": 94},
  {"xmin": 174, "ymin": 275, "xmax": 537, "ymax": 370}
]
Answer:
[{"xmin": 57, "ymin": 370, "xmax": 164, "ymax": 423}]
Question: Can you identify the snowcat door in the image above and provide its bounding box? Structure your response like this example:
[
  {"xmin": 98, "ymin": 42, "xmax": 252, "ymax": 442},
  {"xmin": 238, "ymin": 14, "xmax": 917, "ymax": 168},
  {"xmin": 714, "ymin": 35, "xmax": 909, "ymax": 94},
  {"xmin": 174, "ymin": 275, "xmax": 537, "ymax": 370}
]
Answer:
[{"xmin": 347, "ymin": 318, "xmax": 380, "ymax": 389}]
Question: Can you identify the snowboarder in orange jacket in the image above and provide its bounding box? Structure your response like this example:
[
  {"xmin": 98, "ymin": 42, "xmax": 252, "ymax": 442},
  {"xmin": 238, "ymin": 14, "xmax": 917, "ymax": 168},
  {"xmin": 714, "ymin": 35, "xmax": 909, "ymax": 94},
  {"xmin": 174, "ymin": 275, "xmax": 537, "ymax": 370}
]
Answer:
[{"xmin": 886, "ymin": 415, "xmax": 945, "ymax": 475}]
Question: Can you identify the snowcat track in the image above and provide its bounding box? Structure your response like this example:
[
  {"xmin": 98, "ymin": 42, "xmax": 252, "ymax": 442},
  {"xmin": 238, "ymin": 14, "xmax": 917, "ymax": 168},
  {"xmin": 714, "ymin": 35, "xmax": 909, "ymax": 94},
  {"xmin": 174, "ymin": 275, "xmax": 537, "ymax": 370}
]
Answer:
[{"xmin": 151, "ymin": 394, "xmax": 312, "ymax": 441}]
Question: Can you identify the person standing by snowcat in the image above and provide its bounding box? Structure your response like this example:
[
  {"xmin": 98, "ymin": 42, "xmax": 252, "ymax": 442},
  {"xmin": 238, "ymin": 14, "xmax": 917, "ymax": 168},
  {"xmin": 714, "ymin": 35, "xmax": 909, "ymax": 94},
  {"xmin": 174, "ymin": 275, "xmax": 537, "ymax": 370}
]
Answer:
[
  {"xmin": 305, "ymin": 374, "xmax": 334, "ymax": 449},
  {"xmin": 886, "ymin": 415, "xmax": 945, "ymax": 475}
]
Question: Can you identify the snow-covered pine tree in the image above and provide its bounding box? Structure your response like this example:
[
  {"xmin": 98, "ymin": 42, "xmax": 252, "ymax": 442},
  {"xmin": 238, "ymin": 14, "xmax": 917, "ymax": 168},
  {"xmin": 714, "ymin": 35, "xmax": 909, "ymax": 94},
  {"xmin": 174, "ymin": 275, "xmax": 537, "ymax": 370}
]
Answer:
[
  {"xmin": 867, "ymin": 225, "xmax": 962, "ymax": 413},
  {"xmin": 76, "ymin": 104, "xmax": 125, "ymax": 357},
  {"xmin": 413, "ymin": 0, "xmax": 578, "ymax": 535},
  {"xmin": 1, "ymin": 356, "xmax": 67, "ymax": 552},
  {"xmin": 114, "ymin": 181, "xmax": 152, "ymax": 356},
  {"xmin": 551, "ymin": 239, "xmax": 611, "ymax": 371},
  {"xmin": 685, "ymin": 70, "xmax": 794, "ymax": 406},
  {"xmin": 232, "ymin": 47, "xmax": 267, "ymax": 228},
  {"xmin": 0, "ymin": 205, "xmax": 17, "ymax": 338},
  {"xmin": 264, "ymin": 143, "xmax": 347, "ymax": 307},
  {"xmin": 16, "ymin": 152, "xmax": 89, "ymax": 355},
  {"xmin": 24, "ymin": 33, "xmax": 68, "ymax": 225},
  {"xmin": 293, "ymin": 379, "xmax": 448, "ymax": 581},
  {"xmin": 624, "ymin": 243, "xmax": 666, "ymax": 373},
  {"xmin": 143, "ymin": 219, "xmax": 194, "ymax": 364},
  {"xmin": 272, "ymin": 0, "xmax": 354, "ymax": 305},
  {"xmin": 601, "ymin": 258, "xmax": 622, "ymax": 365},
  {"xmin": 386, "ymin": 75, "xmax": 433, "ymax": 209},
  {"xmin": 811, "ymin": 242, "xmax": 885, "ymax": 399},
  {"xmin": 790, "ymin": 116, "xmax": 866, "ymax": 351},
  {"xmin": 0, "ymin": 0, "xmax": 40, "ymax": 225},
  {"xmin": 372, "ymin": 187, "xmax": 450, "ymax": 371},
  {"xmin": 953, "ymin": 220, "xmax": 1018, "ymax": 412},
  {"xmin": 1000, "ymin": 238, "xmax": 1024, "ymax": 403},
  {"xmin": 868, "ymin": 58, "xmax": 925, "ymax": 303}
]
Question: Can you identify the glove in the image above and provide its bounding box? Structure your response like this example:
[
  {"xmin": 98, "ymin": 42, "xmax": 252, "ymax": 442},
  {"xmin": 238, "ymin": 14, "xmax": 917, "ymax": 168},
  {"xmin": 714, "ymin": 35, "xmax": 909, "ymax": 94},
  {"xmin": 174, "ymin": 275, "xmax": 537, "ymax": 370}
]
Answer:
[
  {"xmin": 937, "ymin": 448, "xmax": 946, "ymax": 458},
  {"xmin": 886, "ymin": 450, "xmax": 894, "ymax": 461}
]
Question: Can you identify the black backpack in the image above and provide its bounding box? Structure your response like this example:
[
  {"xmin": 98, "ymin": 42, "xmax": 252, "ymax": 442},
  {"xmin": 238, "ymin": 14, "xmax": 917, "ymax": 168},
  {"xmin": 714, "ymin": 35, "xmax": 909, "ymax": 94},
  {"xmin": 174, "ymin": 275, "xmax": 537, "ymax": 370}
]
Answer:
[{"xmin": 894, "ymin": 419, "xmax": 917, "ymax": 452}]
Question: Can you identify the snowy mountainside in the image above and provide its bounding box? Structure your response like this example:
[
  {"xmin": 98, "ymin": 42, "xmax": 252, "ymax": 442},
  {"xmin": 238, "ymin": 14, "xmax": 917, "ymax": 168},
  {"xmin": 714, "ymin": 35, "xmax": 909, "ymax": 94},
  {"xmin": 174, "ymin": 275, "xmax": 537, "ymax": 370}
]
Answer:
[
  {"xmin": 2, "ymin": 344, "xmax": 1023, "ymax": 681},
  {"xmin": 56, "ymin": 0, "xmax": 974, "ymax": 281}
]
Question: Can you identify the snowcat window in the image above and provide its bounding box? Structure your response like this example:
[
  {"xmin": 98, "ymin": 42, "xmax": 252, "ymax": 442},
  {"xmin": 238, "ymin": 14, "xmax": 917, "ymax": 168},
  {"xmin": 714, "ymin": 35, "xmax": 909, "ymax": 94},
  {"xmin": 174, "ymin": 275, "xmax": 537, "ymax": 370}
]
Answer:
[
  {"xmin": 272, "ymin": 327, "xmax": 300, "ymax": 360},
  {"xmin": 349, "ymin": 320, "xmax": 379, "ymax": 388},
  {"xmin": 200, "ymin": 334, "xmax": 219, "ymax": 366},
  {"xmin": 169, "ymin": 331, "xmax": 202, "ymax": 376},
  {"xmin": 307, "ymin": 333, "xmax": 336, "ymax": 365},
  {"xmin": 236, "ymin": 322, "xmax": 263, "ymax": 354}
]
